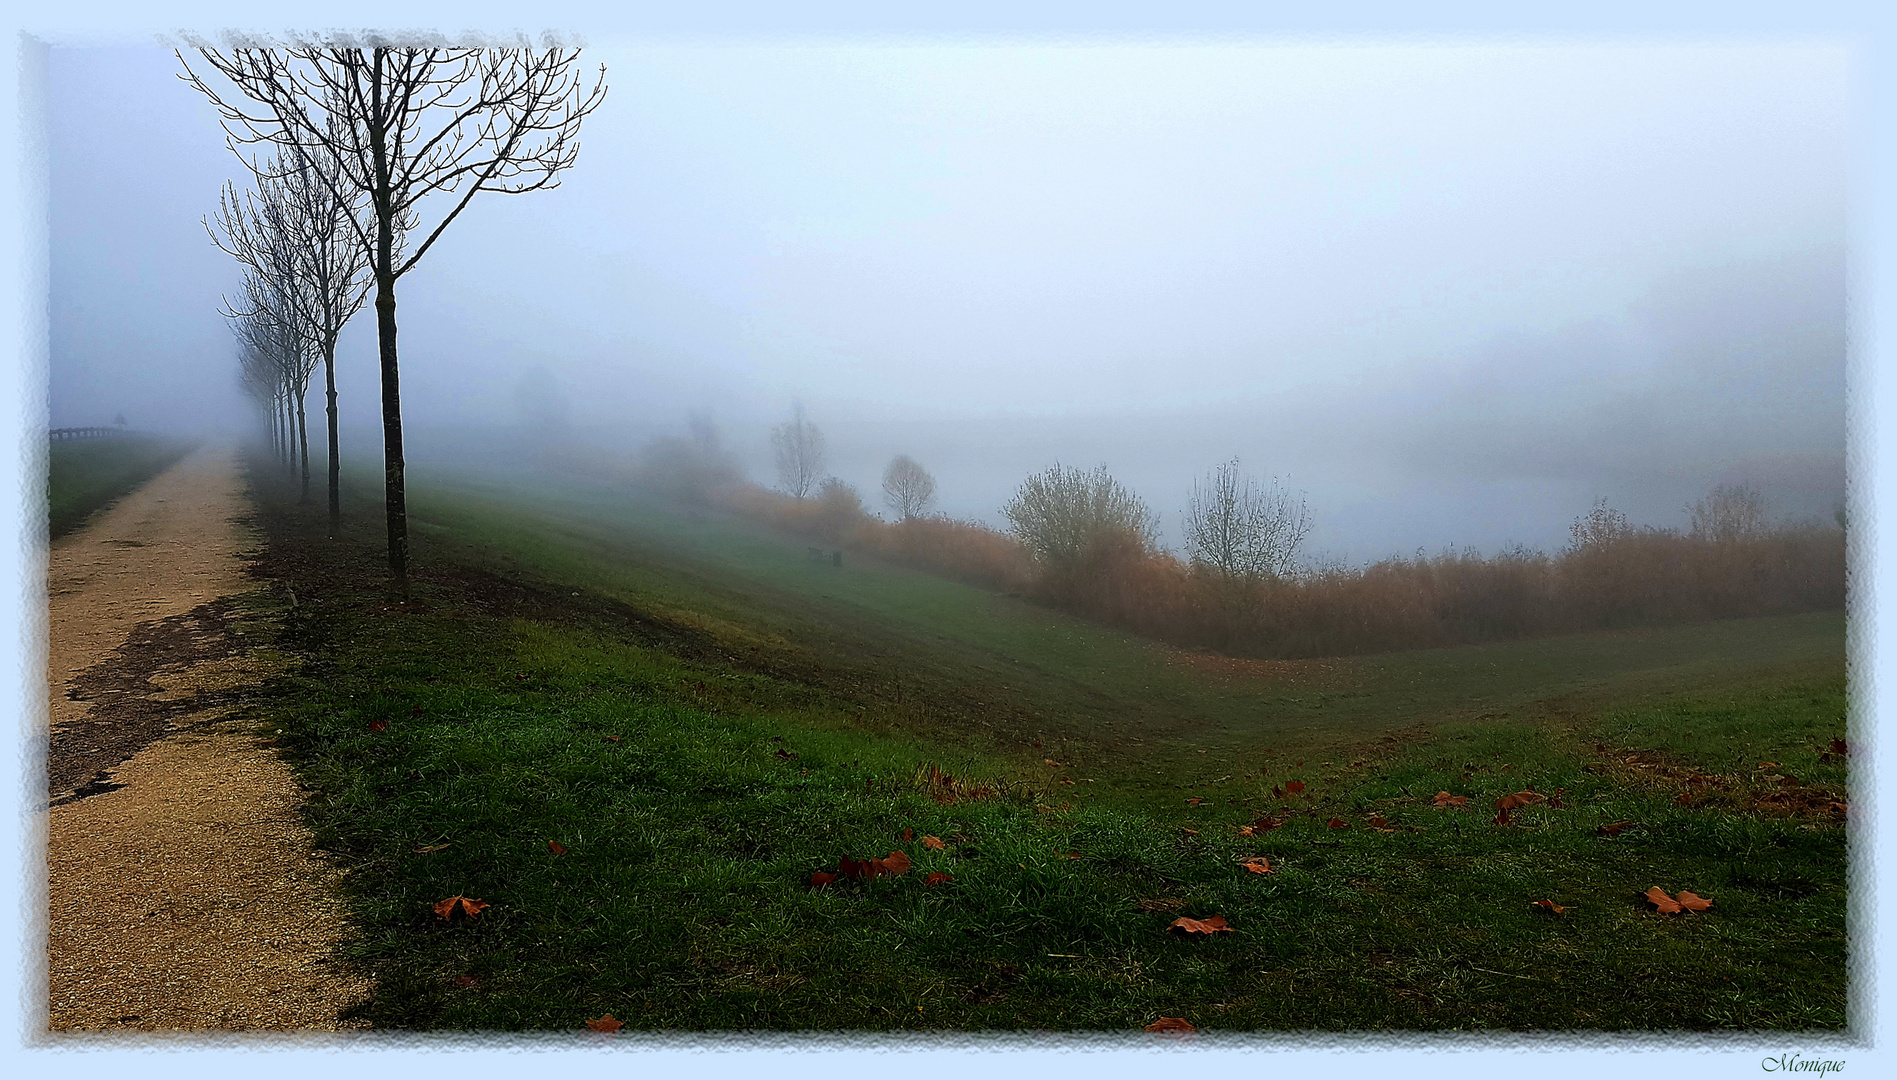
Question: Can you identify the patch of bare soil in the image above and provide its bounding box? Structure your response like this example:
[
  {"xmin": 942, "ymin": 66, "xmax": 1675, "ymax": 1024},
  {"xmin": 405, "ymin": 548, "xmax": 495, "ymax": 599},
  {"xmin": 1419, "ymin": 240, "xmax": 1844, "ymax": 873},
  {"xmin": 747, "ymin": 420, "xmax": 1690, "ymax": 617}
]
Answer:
[
  {"xmin": 1160, "ymin": 647, "xmax": 1347, "ymax": 689},
  {"xmin": 44, "ymin": 444, "xmax": 370, "ymax": 1032}
]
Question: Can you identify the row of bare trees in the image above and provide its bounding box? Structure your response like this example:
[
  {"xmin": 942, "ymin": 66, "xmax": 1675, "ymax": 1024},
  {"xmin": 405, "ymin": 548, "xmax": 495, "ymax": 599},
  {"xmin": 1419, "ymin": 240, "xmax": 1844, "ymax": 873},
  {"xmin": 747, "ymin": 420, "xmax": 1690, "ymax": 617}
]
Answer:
[{"xmin": 184, "ymin": 37, "xmax": 606, "ymax": 590}]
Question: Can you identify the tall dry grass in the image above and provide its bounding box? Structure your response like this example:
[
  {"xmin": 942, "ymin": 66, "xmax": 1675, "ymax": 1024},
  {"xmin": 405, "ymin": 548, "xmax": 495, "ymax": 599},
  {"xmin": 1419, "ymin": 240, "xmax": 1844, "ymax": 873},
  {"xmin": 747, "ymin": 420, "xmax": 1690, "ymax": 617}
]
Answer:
[{"xmin": 631, "ymin": 442, "xmax": 1843, "ymax": 659}]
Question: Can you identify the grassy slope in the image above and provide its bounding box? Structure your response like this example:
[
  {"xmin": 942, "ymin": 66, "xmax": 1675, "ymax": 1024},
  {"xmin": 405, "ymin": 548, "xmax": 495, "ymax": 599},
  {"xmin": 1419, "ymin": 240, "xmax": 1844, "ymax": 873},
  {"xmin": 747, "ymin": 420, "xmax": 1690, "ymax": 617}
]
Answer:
[
  {"xmin": 47, "ymin": 435, "xmax": 196, "ymax": 538},
  {"xmin": 252, "ymin": 461, "xmax": 1849, "ymax": 1031}
]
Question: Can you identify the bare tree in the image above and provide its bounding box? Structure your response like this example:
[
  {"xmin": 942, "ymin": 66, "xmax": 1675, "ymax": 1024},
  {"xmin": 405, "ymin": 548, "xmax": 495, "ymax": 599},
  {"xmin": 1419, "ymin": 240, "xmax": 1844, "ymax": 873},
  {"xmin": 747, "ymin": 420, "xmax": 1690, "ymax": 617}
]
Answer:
[
  {"xmin": 211, "ymin": 148, "xmax": 372, "ymax": 518},
  {"xmin": 1568, "ymin": 497, "xmax": 1633, "ymax": 551},
  {"xmin": 1003, "ymin": 463, "xmax": 1158, "ymax": 574},
  {"xmin": 1184, "ymin": 459, "xmax": 1310, "ymax": 584},
  {"xmin": 1689, "ymin": 482, "xmax": 1767, "ymax": 542},
  {"xmin": 182, "ymin": 39, "xmax": 608, "ymax": 590},
  {"xmin": 228, "ymin": 286, "xmax": 313, "ymax": 478},
  {"xmin": 771, "ymin": 403, "xmax": 825, "ymax": 500},
  {"xmin": 882, "ymin": 454, "xmax": 937, "ymax": 521}
]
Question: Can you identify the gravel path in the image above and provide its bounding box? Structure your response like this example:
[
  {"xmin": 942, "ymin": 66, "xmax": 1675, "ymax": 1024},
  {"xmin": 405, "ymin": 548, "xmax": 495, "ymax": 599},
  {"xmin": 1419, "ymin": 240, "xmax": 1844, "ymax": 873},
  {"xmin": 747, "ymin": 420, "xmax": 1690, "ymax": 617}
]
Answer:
[{"xmin": 45, "ymin": 444, "xmax": 370, "ymax": 1032}]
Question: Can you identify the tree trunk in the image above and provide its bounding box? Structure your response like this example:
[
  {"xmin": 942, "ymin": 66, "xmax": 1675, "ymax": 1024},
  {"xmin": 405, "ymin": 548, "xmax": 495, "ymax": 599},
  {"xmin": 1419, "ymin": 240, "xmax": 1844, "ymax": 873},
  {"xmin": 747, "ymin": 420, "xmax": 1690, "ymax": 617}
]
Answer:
[
  {"xmin": 296, "ymin": 383, "xmax": 312, "ymax": 504},
  {"xmin": 375, "ymin": 273, "xmax": 408, "ymax": 594},
  {"xmin": 324, "ymin": 344, "xmax": 340, "ymax": 537}
]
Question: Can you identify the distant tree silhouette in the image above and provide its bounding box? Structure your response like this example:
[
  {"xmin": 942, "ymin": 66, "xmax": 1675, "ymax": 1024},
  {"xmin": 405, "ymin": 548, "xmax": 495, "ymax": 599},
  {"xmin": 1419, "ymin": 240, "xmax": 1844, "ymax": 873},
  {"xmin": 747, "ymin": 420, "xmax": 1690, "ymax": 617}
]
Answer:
[
  {"xmin": 1184, "ymin": 458, "xmax": 1309, "ymax": 583},
  {"xmin": 771, "ymin": 403, "xmax": 825, "ymax": 500},
  {"xmin": 1003, "ymin": 463, "xmax": 1158, "ymax": 575},
  {"xmin": 882, "ymin": 455, "xmax": 937, "ymax": 521},
  {"xmin": 1689, "ymin": 482, "xmax": 1767, "ymax": 542}
]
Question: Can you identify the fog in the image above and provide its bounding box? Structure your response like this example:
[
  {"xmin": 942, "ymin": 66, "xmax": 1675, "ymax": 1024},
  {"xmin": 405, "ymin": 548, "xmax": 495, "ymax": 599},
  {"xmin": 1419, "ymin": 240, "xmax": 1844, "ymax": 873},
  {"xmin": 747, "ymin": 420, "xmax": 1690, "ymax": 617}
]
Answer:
[{"xmin": 45, "ymin": 41, "xmax": 1848, "ymax": 564}]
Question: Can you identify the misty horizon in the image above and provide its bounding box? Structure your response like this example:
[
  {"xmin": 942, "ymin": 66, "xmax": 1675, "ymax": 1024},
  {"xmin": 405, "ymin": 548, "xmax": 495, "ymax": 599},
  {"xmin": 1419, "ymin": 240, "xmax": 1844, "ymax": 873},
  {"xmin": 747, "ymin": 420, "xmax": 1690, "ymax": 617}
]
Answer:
[{"xmin": 44, "ymin": 40, "xmax": 1848, "ymax": 565}]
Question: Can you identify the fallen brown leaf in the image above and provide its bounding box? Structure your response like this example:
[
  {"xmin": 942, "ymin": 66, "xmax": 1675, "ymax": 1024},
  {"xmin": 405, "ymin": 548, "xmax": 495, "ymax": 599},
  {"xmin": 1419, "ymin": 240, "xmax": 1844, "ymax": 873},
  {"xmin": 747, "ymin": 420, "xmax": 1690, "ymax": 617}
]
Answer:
[
  {"xmin": 1597, "ymin": 820, "xmax": 1636, "ymax": 837},
  {"xmin": 1433, "ymin": 791, "xmax": 1470, "ymax": 808},
  {"xmin": 1169, "ymin": 915, "xmax": 1232, "ymax": 935},
  {"xmin": 1530, "ymin": 899, "xmax": 1567, "ymax": 914},
  {"xmin": 586, "ymin": 1014, "xmax": 624, "ymax": 1032},
  {"xmin": 1645, "ymin": 887, "xmax": 1712, "ymax": 914},
  {"xmin": 434, "ymin": 896, "xmax": 489, "ymax": 921},
  {"xmin": 924, "ymin": 872, "xmax": 954, "ymax": 885},
  {"xmin": 1145, "ymin": 1016, "xmax": 1196, "ymax": 1032},
  {"xmin": 922, "ymin": 835, "xmax": 946, "ymax": 850},
  {"xmin": 548, "ymin": 840, "xmax": 568, "ymax": 856},
  {"xmin": 1239, "ymin": 857, "xmax": 1273, "ymax": 875}
]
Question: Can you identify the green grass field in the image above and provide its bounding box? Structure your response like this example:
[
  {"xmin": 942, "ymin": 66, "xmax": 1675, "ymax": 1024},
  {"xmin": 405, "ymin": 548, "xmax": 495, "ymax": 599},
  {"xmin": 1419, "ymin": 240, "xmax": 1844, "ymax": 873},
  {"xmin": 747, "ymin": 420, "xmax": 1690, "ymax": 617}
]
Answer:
[
  {"xmin": 47, "ymin": 434, "xmax": 196, "ymax": 539},
  {"xmin": 245, "ymin": 459, "xmax": 1850, "ymax": 1031}
]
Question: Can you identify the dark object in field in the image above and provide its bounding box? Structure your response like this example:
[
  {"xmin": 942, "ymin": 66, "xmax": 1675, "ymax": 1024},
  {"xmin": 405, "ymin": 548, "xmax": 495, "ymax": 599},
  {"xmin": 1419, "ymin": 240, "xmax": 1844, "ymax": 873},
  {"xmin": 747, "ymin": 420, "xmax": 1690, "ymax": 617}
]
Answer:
[
  {"xmin": 834, "ymin": 550, "xmax": 843, "ymax": 568},
  {"xmin": 1146, "ymin": 1016, "xmax": 1196, "ymax": 1032}
]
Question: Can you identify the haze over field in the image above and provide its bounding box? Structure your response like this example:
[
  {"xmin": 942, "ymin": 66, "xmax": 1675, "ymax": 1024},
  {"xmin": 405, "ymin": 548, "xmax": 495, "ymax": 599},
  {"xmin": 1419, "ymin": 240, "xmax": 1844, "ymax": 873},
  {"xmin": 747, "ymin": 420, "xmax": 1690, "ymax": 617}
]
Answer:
[{"xmin": 46, "ymin": 41, "xmax": 1848, "ymax": 563}]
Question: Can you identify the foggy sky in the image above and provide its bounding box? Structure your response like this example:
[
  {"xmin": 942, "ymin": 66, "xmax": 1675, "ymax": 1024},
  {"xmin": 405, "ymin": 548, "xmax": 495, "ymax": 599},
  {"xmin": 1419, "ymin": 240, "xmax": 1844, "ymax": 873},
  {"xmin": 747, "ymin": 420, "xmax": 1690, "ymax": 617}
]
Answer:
[{"xmin": 44, "ymin": 41, "xmax": 1848, "ymax": 563}]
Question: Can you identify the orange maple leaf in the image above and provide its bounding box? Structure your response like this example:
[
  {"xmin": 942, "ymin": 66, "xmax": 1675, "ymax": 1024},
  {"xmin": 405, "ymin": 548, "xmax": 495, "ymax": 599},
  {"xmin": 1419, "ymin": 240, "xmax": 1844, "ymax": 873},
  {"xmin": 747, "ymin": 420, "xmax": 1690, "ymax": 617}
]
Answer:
[
  {"xmin": 1645, "ymin": 887, "xmax": 1712, "ymax": 914},
  {"xmin": 586, "ymin": 1014, "xmax": 624, "ymax": 1032},
  {"xmin": 1253, "ymin": 816, "xmax": 1285, "ymax": 831},
  {"xmin": 1491, "ymin": 806, "xmax": 1512, "ymax": 826},
  {"xmin": 1597, "ymin": 820, "xmax": 1636, "ymax": 837},
  {"xmin": 1531, "ymin": 899, "xmax": 1567, "ymax": 914},
  {"xmin": 1169, "ymin": 915, "xmax": 1232, "ymax": 935},
  {"xmin": 1285, "ymin": 781, "xmax": 1306, "ymax": 795},
  {"xmin": 548, "ymin": 840, "xmax": 568, "ymax": 856},
  {"xmin": 1145, "ymin": 1016, "xmax": 1196, "ymax": 1032},
  {"xmin": 1239, "ymin": 857, "xmax": 1273, "ymax": 875},
  {"xmin": 433, "ymin": 896, "xmax": 489, "ymax": 921},
  {"xmin": 924, "ymin": 872, "xmax": 954, "ymax": 885},
  {"xmin": 1326, "ymin": 817, "xmax": 1348, "ymax": 829},
  {"xmin": 1368, "ymin": 814, "xmax": 1389, "ymax": 828},
  {"xmin": 1187, "ymin": 798, "xmax": 1204, "ymax": 806},
  {"xmin": 901, "ymin": 827, "xmax": 913, "ymax": 842},
  {"xmin": 922, "ymin": 835, "xmax": 946, "ymax": 850},
  {"xmin": 1433, "ymin": 791, "xmax": 1469, "ymax": 808},
  {"xmin": 1235, "ymin": 825, "xmax": 1256, "ymax": 837}
]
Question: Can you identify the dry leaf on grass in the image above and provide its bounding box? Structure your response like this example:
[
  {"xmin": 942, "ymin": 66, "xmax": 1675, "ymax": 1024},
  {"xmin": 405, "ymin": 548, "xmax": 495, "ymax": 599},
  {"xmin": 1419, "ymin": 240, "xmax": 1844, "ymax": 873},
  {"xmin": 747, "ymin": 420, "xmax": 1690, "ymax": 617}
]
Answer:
[
  {"xmin": 1531, "ymin": 899, "xmax": 1567, "ymax": 914},
  {"xmin": 1433, "ymin": 791, "xmax": 1469, "ymax": 808},
  {"xmin": 924, "ymin": 872, "xmax": 954, "ymax": 885},
  {"xmin": 922, "ymin": 835, "xmax": 946, "ymax": 850},
  {"xmin": 547, "ymin": 840, "xmax": 568, "ymax": 856},
  {"xmin": 434, "ymin": 895, "xmax": 489, "ymax": 921},
  {"xmin": 586, "ymin": 1014, "xmax": 623, "ymax": 1032},
  {"xmin": 1239, "ymin": 857, "xmax": 1273, "ymax": 875},
  {"xmin": 1597, "ymin": 821, "xmax": 1636, "ymax": 837},
  {"xmin": 1645, "ymin": 887, "xmax": 1712, "ymax": 914},
  {"xmin": 1145, "ymin": 1016, "xmax": 1196, "ymax": 1032},
  {"xmin": 1169, "ymin": 915, "xmax": 1232, "ymax": 935}
]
